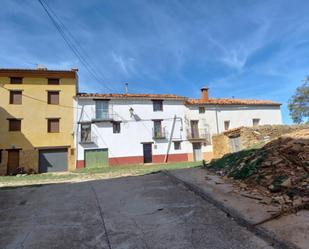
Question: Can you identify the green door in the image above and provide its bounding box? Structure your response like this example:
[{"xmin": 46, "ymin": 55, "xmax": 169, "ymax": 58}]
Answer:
[{"xmin": 85, "ymin": 149, "xmax": 108, "ymax": 168}]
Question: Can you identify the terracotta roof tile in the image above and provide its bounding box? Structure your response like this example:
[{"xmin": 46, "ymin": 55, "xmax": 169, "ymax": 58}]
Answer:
[
  {"xmin": 0, "ymin": 68, "xmax": 77, "ymax": 78},
  {"xmin": 77, "ymin": 93, "xmax": 187, "ymax": 100},
  {"xmin": 186, "ymin": 98, "xmax": 281, "ymax": 106}
]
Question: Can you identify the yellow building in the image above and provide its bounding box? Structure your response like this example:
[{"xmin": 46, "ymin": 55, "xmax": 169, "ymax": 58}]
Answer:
[{"xmin": 0, "ymin": 68, "xmax": 78, "ymax": 175}]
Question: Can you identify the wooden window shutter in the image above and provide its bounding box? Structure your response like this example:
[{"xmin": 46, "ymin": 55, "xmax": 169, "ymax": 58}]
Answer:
[
  {"xmin": 9, "ymin": 119, "xmax": 21, "ymax": 131},
  {"xmin": 48, "ymin": 91, "xmax": 59, "ymax": 105},
  {"xmin": 10, "ymin": 77, "xmax": 23, "ymax": 84},
  {"xmin": 48, "ymin": 119, "xmax": 60, "ymax": 133},
  {"xmin": 10, "ymin": 91, "xmax": 22, "ymax": 104},
  {"xmin": 48, "ymin": 78, "xmax": 60, "ymax": 85}
]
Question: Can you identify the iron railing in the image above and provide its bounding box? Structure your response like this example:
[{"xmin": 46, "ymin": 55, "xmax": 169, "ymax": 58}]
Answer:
[
  {"xmin": 186, "ymin": 128, "xmax": 211, "ymax": 144},
  {"xmin": 152, "ymin": 127, "xmax": 167, "ymax": 139},
  {"xmin": 79, "ymin": 133, "xmax": 98, "ymax": 144}
]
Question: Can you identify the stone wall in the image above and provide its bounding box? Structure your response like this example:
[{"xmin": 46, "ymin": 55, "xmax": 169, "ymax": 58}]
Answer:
[
  {"xmin": 212, "ymin": 124, "xmax": 309, "ymax": 159},
  {"xmin": 240, "ymin": 124, "xmax": 309, "ymax": 149},
  {"xmin": 212, "ymin": 133, "xmax": 231, "ymax": 159},
  {"xmin": 0, "ymin": 150, "xmax": 8, "ymax": 175},
  {"xmin": 20, "ymin": 149, "xmax": 39, "ymax": 173}
]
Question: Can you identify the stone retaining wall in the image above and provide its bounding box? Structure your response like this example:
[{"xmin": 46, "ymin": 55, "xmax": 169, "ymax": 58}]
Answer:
[{"xmin": 212, "ymin": 124, "xmax": 309, "ymax": 159}]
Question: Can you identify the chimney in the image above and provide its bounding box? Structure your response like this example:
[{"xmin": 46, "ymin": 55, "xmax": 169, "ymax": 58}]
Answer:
[
  {"xmin": 125, "ymin": 83, "xmax": 128, "ymax": 94},
  {"xmin": 200, "ymin": 87, "xmax": 209, "ymax": 101}
]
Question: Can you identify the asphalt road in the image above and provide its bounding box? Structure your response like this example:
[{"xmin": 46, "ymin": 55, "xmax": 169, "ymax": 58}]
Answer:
[{"xmin": 0, "ymin": 172, "xmax": 274, "ymax": 249}]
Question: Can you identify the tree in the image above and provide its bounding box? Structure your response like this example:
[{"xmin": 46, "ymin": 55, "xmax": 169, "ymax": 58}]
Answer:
[{"xmin": 288, "ymin": 80, "xmax": 309, "ymax": 123}]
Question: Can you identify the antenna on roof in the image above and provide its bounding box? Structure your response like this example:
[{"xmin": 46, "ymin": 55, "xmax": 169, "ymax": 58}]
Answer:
[
  {"xmin": 125, "ymin": 83, "xmax": 128, "ymax": 94},
  {"xmin": 37, "ymin": 65, "xmax": 47, "ymax": 70}
]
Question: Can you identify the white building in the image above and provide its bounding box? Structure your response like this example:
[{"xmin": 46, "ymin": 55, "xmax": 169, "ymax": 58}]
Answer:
[
  {"xmin": 74, "ymin": 88, "xmax": 282, "ymax": 167},
  {"xmin": 74, "ymin": 93, "xmax": 190, "ymax": 168},
  {"xmin": 184, "ymin": 87, "xmax": 282, "ymax": 161}
]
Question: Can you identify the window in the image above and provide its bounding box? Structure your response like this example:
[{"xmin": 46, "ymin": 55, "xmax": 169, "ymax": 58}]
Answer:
[
  {"xmin": 47, "ymin": 118, "xmax": 60, "ymax": 133},
  {"xmin": 113, "ymin": 122, "xmax": 121, "ymax": 133},
  {"xmin": 48, "ymin": 78, "xmax": 60, "ymax": 85},
  {"xmin": 153, "ymin": 100, "xmax": 163, "ymax": 111},
  {"xmin": 153, "ymin": 120, "xmax": 164, "ymax": 138},
  {"xmin": 199, "ymin": 106, "xmax": 205, "ymax": 114},
  {"xmin": 81, "ymin": 123, "xmax": 91, "ymax": 142},
  {"xmin": 224, "ymin": 121, "xmax": 230, "ymax": 131},
  {"xmin": 95, "ymin": 100, "xmax": 109, "ymax": 119},
  {"xmin": 10, "ymin": 77, "xmax": 23, "ymax": 84},
  {"xmin": 253, "ymin": 118, "xmax": 260, "ymax": 127},
  {"xmin": 47, "ymin": 91, "xmax": 59, "ymax": 105},
  {"xmin": 10, "ymin": 90, "xmax": 22, "ymax": 104},
  {"xmin": 174, "ymin": 141, "xmax": 181, "ymax": 150},
  {"xmin": 8, "ymin": 119, "xmax": 21, "ymax": 131}
]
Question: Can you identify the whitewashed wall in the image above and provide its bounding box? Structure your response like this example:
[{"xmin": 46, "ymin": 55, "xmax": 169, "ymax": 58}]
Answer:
[
  {"xmin": 74, "ymin": 98, "xmax": 190, "ymax": 161},
  {"xmin": 185, "ymin": 104, "xmax": 282, "ymax": 154}
]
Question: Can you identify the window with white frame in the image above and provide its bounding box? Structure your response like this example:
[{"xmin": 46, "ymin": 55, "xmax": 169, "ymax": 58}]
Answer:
[
  {"xmin": 224, "ymin": 120, "xmax": 230, "ymax": 131},
  {"xmin": 253, "ymin": 118, "xmax": 260, "ymax": 127},
  {"xmin": 95, "ymin": 100, "xmax": 109, "ymax": 119},
  {"xmin": 174, "ymin": 141, "xmax": 181, "ymax": 150}
]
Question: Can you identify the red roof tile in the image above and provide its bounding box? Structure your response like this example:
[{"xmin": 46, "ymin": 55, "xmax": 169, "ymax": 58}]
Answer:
[
  {"xmin": 0, "ymin": 68, "xmax": 78, "ymax": 78},
  {"xmin": 186, "ymin": 98, "xmax": 281, "ymax": 106},
  {"xmin": 77, "ymin": 93, "xmax": 187, "ymax": 100}
]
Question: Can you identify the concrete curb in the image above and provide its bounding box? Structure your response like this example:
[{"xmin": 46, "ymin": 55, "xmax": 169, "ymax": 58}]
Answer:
[{"xmin": 163, "ymin": 170, "xmax": 300, "ymax": 249}]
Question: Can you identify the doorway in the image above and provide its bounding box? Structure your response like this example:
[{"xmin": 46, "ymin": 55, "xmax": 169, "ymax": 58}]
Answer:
[
  {"xmin": 143, "ymin": 143, "xmax": 152, "ymax": 163},
  {"xmin": 39, "ymin": 148, "xmax": 68, "ymax": 173},
  {"xmin": 192, "ymin": 143, "xmax": 202, "ymax": 161},
  {"xmin": 190, "ymin": 120, "xmax": 199, "ymax": 138},
  {"xmin": 7, "ymin": 149, "xmax": 20, "ymax": 175},
  {"xmin": 85, "ymin": 149, "xmax": 109, "ymax": 168}
]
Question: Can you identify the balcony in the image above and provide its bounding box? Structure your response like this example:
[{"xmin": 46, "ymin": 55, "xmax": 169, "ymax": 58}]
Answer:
[
  {"xmin": 92, "ymin": 112, "xmax": 118, "ymax": 123},
  {"xmin": 152, "ymin": 127, "xmax": 167, "ymax": 139},
  {"xmin": 187, "ymin": 128, "xmax": 211, "ymax": 144},
  {"xmin": 79, "ymin": 133, "xmax": 98, "ymax": 145}
]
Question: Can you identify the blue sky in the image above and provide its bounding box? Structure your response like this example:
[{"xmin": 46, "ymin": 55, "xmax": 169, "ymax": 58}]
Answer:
[{"xmin": 1, "ymin": 0, "xmax": 309, "ymax": 124}]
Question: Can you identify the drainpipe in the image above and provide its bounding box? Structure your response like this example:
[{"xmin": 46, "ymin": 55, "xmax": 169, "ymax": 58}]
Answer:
[
  {"xmin": 75, "ymin": 104, "xmax": 84, "ymax": 168},
  {"xmin": 215, "ymin": 105, "xmax": 219, "ymax": 134},
  {"xmin": 164, "ymin": 115, "xmax": 177, "ymax": 163}
]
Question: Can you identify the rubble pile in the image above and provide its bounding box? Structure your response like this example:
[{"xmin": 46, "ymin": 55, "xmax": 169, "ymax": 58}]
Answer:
[{"xmin": 209, "ymin": 128, "xmax": 309, "ymax": 208}]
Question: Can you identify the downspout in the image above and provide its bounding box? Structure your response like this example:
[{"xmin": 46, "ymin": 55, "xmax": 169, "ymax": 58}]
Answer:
[
  {"xmin": 215, "ymin": 105, "xmax": 219, "ymax": 134},
  {"xmin": 164, "ymin": 115, "xmax": 177, "ymax": 163},
  {"xmin": 75, "ymin": 104, "xmax": 84, "ymax": 168}
]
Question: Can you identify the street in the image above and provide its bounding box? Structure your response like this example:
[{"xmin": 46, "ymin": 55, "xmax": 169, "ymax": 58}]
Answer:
[{"xmin": 0, "ymin": 172, "xmax": 273, "ymax": 249}]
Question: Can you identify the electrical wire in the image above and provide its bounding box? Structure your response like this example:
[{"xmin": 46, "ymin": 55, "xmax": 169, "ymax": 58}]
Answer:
[{"xmin": 37, "ymin": 0, "xmax": 115, "ymax": 92}]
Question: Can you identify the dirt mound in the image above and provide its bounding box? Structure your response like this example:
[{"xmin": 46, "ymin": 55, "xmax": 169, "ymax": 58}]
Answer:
[{"xmin": 209, "ymin": 128, "xmax": 309, "ymax": 207}]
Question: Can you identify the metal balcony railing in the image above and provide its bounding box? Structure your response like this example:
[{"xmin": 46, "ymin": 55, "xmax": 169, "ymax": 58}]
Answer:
[
  {"xmin": 79, "ymin": 133, "xmax": 98, "ymax": 144},
  {"xmin": 187, "ymin": 128, "xmax": 211, "ymax": 143},
  {"xmin": 152, "ymin": 127, "xmax": 167, "ymax": 139},
  {"xmin": 92, "ymin": 111, "xmax": 118, "ymax": 122}
]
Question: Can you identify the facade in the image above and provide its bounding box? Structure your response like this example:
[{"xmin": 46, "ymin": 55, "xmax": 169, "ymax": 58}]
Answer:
[
  {"xmin": 0, "ymin": 68, "xmax": 78, "ymax": 175},
  {"xmin": 0, "ymin": 66, "xmax": 283, "ymax": 174},
  {"xmin": 184, "ymin": 88, "xmax": 282, "ymax": 161},
  {"xmin": 75, "ymin": 93, "xmax": 190, "ymax": 167},
  {"xmin": 75, "ymin": 88, "xmax": 282, "ymax": 167}
]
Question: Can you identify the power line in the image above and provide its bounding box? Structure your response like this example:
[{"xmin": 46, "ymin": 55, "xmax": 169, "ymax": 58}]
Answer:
[{"xmin": 37, "ymin": 0, "xmax": 115, "ymax": 92}]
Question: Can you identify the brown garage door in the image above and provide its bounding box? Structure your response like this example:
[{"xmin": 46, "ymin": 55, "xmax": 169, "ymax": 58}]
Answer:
[{"xmin": 7, "ymin": 150, "xmax": 20, "ymax": 175}]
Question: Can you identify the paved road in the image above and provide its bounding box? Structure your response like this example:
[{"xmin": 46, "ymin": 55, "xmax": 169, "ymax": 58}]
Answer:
[{"xmin": 0, "ymin": 172, "xmax": 273, "ymax": 249}]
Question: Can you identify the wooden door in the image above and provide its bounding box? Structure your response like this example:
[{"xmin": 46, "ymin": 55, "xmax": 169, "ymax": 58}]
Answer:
[
  {"xmin": 7, "ymin": 150, "xmax": 20, "ymax": 175},
  {"xmin": 143, "ymin": 143, "xmax": 152, "ymax": 163},
  {"xmin": 190, "ymin": 120, "xmax": 199, "ymax": 138},
  {"xmin": 229, "ymin": 136, "xmax": 241, "ymax": 153}
]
